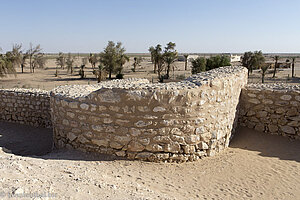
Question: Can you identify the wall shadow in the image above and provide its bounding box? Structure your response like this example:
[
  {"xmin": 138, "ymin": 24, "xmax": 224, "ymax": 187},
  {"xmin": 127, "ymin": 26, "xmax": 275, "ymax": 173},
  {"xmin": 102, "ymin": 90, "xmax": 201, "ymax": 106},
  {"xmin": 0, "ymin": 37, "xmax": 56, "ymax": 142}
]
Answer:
[
  {"xmin": 230, "ymin": 126, "xmax": 300, "ymax": 163},
  {"xmin": 0, "ymin": 121, "xmax": 53, "ymax": 156},
  {"xmin": 0, "ymin": 121, "xmax": 127, "ymax": 162}
]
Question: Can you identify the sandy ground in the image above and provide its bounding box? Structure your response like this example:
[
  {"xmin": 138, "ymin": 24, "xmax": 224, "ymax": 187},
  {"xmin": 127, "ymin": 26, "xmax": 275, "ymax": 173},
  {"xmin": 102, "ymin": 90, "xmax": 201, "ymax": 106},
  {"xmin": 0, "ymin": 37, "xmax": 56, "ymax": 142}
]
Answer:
[
  {"xmin": 1, "ymin": 56, "xmax": 299, "ymax": 90},
  {"xmin": 0, "ymin": 121, "xmax": 299, "ymax": 199}
]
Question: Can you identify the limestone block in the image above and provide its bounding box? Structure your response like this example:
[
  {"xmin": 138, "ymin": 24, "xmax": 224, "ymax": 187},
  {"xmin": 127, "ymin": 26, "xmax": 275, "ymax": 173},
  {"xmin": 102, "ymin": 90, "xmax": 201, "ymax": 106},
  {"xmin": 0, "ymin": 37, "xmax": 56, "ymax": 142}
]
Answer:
[
  {"xmin": 114, "ymin": 135, "xmax": 131, "ymax": 145},
  {"xmin": 127, "ymin": 141, "xmax": 145, "ymax": 152},
  {"xmin": 197, "ymin": 141, "xmax": 209, "ymax": 150},
  {"xmin": 129, "ymin": 128, "xmax": 141, "ymax": 137},
  {"xmin": 164, "ymin": 142, "xmax": 181, "ymax": 153},
  {"xmin": 153, "ymin": 106, "xmax": 166, "ymax": 112},
  {"xmin": 268, "ymin": 124, "xmax": 278, "ymax": 133},
  {"xmin": 135, "ymin": 120, "xmax": 152, "ymax": 127},
  {"xmin": 77, "ymin": 135, "xmax": 89, "ymax": 144},
  {"xmin": 92, "ymin": 139, "xmax": 108, "ymax": 147},
  {"xmin": 110, "ymin": 142, "xmax": 123, "ymax": 149},
  {"xmin": 280, "ymin": 126, "xmax": 295, "ymax": 135},
  {"xmin": 146, "ymin": 144, "xmax": 163, "ymax": 152},
  {"xmin": 91, "ymin": 125, "xmax": 103, "ymax": 132},
  {"xmin": 280, "ymin": 95, "xmax": 292, "ymax": 101},
  {"xmin": 248, "ymin": 98, "xmax": 260, "ymax": 104},
  {"xmin": 135, "ymin": 152, "xmax": 153, "ymax": 160},
  {"xmin": 185, "ymin": 135, "xmax": 200, "ymax": 144},
  {"xmin": 67, "ymin": 132, "xmax": 77, "ymax": 141},
  {"xmin": 69, "ymin": 102, "xmax": 78, "ymax": 109},
  {"xmin": 80, "ymin": 103, "xmax": 89, "ymax": 110}
]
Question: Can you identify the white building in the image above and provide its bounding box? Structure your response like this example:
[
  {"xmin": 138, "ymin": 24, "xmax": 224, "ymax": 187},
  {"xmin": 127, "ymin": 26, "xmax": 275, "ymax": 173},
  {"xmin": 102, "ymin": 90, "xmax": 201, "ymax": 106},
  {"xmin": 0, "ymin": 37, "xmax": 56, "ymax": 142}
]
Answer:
[{"xmin": 230, "ymin": 54, "xmax": 241, "ymax": 62}]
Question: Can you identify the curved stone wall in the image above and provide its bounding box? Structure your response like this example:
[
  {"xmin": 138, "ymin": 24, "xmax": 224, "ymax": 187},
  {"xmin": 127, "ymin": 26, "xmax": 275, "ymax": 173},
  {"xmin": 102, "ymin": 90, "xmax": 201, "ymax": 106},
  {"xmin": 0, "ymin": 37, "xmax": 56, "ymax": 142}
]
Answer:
[
  {"xmin": 239, "ymin": 84, "xmax": 300, "ymax": 139},
  {"xmin": 50, "ymin": 66, "xmax": 248, "ymax": 162},
  {"xmin": 0, "ymin": 88, "xmax": 51, "ymax": 128}
]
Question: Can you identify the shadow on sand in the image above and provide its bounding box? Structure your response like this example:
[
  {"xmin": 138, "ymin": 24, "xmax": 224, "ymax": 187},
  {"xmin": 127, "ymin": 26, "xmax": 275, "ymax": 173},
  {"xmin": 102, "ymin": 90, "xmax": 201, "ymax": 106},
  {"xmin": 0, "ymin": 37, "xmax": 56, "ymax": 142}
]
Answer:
[
  {"xmin": 0, "ymin": 121, "xmax": 126, "ymax": 162},
  {"xmin": 231, "ymin": 126, "xmax": 300, "ymax": 163}
]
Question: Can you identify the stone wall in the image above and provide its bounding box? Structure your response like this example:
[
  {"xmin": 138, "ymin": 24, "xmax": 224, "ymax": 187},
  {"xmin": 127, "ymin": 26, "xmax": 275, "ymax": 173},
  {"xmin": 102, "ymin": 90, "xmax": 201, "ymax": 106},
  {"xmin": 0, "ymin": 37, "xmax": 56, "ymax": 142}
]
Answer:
[
  {"xmin": 50, "ymin": 66, "xmax": 248, "ymax": 162},
  {"xmin": 239, "ymin": 84, "xmax": 300, "ymax": 139},
  {"xmin": 0, "ymin": 88, "xmax": 52, "ymax": 128}
]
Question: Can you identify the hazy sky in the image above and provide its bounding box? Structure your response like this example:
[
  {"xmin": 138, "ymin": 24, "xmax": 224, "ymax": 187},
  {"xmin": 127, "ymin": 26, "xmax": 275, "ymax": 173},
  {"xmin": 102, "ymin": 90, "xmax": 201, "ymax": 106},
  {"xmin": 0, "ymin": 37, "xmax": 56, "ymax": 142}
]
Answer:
[{"xmin": 0, "ymin": 0, "xmax": 299, "ymax": 53}]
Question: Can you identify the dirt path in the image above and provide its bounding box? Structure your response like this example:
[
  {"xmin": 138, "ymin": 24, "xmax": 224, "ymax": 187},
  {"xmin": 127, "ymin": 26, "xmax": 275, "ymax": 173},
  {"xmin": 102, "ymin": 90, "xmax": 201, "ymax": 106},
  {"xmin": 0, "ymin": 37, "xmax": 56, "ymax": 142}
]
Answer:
[{"xmin": 0, "ymin": 122, "xmax": 299, "ymax": 199}]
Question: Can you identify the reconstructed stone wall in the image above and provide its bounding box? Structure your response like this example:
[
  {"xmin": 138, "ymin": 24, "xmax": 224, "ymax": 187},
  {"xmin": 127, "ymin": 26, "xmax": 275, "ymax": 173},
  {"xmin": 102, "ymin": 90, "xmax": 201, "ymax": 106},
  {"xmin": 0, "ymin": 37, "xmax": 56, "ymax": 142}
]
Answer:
[
  {"xmin": 239, "ymin": 84, "xmax": 300, "ymax": 139},
  {"xmin": 50, "ymin": 66, "xmax": 248, "ymax": 162},
  {"xmin": 0, "ymin": 89, "xmax": 52, "ymax": 128}
]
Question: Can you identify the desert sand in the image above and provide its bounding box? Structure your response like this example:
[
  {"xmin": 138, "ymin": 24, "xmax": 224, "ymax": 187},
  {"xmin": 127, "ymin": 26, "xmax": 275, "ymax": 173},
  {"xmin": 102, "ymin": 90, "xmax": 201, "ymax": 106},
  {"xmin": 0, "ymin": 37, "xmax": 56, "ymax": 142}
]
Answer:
[
  {"xmin": 0, "ymin": 121, "xmax": 299, "ymax": 199},
  {"xmin": 0, "ymin": 56, "xmax": 299, "ymax": 90}
]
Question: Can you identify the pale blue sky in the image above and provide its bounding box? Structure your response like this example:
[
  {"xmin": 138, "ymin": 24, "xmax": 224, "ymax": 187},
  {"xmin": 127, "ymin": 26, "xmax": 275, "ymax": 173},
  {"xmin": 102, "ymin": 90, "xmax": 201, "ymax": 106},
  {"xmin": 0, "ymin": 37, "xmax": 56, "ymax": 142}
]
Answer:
[{"xmin": 0, "ymin": 0, "xmax": 299, "ymax": 53}]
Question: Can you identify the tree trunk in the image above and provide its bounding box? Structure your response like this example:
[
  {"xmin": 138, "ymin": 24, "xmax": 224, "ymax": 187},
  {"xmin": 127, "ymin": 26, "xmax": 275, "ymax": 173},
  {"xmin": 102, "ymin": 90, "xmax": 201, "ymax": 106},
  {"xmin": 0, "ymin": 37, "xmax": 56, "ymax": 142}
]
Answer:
[
  {"xmin": 262, "ymin": 74, "xmax": 265, "ymax": 83},
  {"xmin": 273, "ymin": 62, "xmax": 277, "ymax": 78},
  {"xmin": 98, "ymin": 71, "xmax": 101, "ymax": 83},
  {"xmin": 292, "ymin": 62, "xmax": 295, "ymax": 77},
  {"xmin": 21, "ymin": 64, "xmax": 24, "ymax": 73},
  {"xmin": 29, "ymin": 56, "xmax": 32, "ymax": 73},
  {"xmin": 109, "ymin": 68, "xmax": 112, "ymax": 79},
  {"xmin": 166, "ymin": 64, "xmax": 170, "ymax": 79},
  {"xmin": 185, "ymin": 60, "xmax": 187, "ymax": 70},
  {"xmin": 154, "ymin": 61, "xmax": 157, "ymax": 73}
]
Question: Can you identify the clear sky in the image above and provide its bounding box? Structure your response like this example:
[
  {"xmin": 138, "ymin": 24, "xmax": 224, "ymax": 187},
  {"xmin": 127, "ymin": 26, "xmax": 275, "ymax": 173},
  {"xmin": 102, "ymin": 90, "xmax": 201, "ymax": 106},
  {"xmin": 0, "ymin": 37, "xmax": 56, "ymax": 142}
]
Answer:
[{"xmin": 0, "ymin": 0, "xmax": 299, "ymax": 53}]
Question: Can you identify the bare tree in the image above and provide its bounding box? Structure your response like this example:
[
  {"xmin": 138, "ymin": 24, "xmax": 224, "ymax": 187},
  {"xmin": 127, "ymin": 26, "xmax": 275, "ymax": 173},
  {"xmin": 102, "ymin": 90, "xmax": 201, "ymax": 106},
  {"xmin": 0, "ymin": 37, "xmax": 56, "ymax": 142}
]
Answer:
[
  {"xmin": 55, "ymin": 52, "xmax": 65, "ymax": 77},
  {"xmin": 27, "ymin": 43, "xmax": 42, "ymax": 73},
  {"xmin": 88, "ymin": 53, "xmax": 98, "ymax": 69},
  {"xmin": 66, "ymin": 53, "xmax": 74, "ymax": 74}
]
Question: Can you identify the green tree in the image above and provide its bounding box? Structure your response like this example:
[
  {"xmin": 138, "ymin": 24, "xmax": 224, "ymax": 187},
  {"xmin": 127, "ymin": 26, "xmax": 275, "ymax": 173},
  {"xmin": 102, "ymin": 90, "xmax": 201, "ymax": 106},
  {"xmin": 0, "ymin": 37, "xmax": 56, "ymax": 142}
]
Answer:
[
  {"xmin": 0, "ymin": 53, "xmax": 16, "ymax": 77},
  {"xmin": 32, "ymin": 53, "xmax": 46, "ymax": 73},
  {"xmin": 242, "ymin": 51, "xmax": 254, "ymax": 75},
  {"xmin": 99, "ymin": 41, "xmax": 127, "ymax": 79},
  {"xmin": 261, "ymin": 64, "xmax": 269, "ymax": 83},
  {"xmin": 116, "ymin": 53, "xmax": 129, "ymax": 76},
  {"xmin": 10, "ymin": 44, "xmax": 23, "ymax": 68},
  {"xmin": 206, "ymin": 55, "xmax": 231, "ymax": 71},
  {"xmin": 132, "ymin": 57, "xmax": 142, "ymax": 72},
  {"xmin": 79, "ymin": 57, "xmax": 88, "ymax": 79},
  {"xmin": 163, "ymin": 42, "xmax": 178, "ymax": 79},
  {"xmin": 55, "ymin": 52, "xmax": 65, "ymax": 77},
  {"xmin": 272, "ymin": 55, "xmax": 279, "ymax": 78},
  {"xmin": 56, "ymin": 52, "xmax": 66, "ymax": 69},
  {"xmin": 191, "ymin": 57, "xmax": 206, "ymax": 74},
  {"xmin": 27, "ymin": 43, "xmax": 42, "ymax": 73},
  {"xmin": 94, "ymin": 64, "xmax": 105, "ymax": 83},
  {"xmin": 66, "ymin": 53, "xmax": 74, "ymax": 74},
  {"xmin": 242, "ymin": 51, "xmax": 265, "ymax": 76},
  {"xmin": 184, "ymin": 54, "xmax": 188, "ymax": 70},
  {"xmin": 9, "ymin": 44, "xmax": 29, "ymax": 73},
  {"xmin": 153, "ymin": 45, "xmax": 162, "ymax": 74}
]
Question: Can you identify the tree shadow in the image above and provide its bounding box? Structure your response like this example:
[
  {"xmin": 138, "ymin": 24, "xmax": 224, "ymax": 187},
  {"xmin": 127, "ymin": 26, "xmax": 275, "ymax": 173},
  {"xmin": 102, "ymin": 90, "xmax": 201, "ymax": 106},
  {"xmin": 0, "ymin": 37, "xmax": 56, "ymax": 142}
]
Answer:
[
  {"xmin": 0, "ymin": 121, "xmax": 127, "ymax": 162},
  {"xmin": 42, "ymin": 77, "xmax": 98, "ymax": 82},
  {"xmin": 230, "ymin": 126, "xmax": 300, "ymax": 163}
]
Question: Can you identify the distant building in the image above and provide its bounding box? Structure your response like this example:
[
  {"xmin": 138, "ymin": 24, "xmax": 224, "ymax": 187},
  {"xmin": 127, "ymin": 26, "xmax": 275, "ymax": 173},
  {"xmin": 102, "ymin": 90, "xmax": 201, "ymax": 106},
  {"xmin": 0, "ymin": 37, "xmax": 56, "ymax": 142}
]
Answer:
[{"xmin": 230, "ymin": 54, "xmax": 241, "ymax": 62}]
